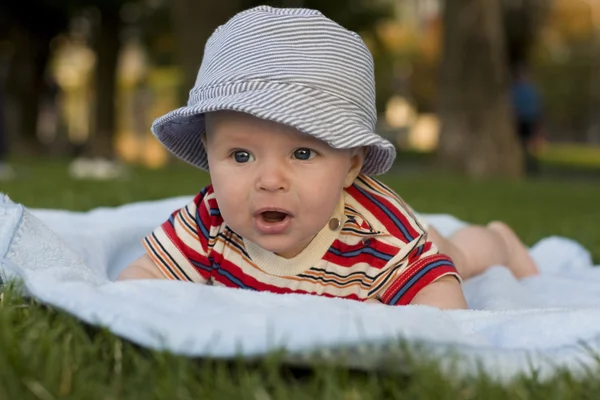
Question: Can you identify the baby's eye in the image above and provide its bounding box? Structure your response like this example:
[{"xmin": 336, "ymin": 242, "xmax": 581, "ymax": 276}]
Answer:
[
  {"xmin": 293, "ymin": 148, "xmax": 316, "ymax": 160},
  {"xmin": 232, "ymin": 151, "xmax": 254, "ymax": 163}
]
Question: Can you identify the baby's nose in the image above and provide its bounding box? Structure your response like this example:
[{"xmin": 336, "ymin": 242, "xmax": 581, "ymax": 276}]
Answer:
[{"xmin": 256, "ymin": 163, "xmax": 289, "ymax": 192}]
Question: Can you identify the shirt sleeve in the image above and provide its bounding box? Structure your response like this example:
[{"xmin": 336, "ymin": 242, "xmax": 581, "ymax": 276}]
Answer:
[
  {"xmin": 377, "ymin": 237, "xmax": 461, "ymax": 306},
  {"xmin": 142, "ymin": 187, "xmax": 217, "ymax": 283}
]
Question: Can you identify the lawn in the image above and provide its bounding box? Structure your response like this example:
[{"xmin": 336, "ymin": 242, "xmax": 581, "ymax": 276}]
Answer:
[{"xmin": 1, "ymin": 158, "xmax": 600, "ymax": 399}]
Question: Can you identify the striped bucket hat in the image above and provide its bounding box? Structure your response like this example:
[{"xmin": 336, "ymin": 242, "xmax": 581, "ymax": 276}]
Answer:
[{"xmin": 151, "ymin": 5, "xmax": 396, "ymax": 175}]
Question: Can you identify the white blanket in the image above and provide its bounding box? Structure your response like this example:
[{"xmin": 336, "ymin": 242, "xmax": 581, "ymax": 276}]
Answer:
[{"xmin": 1, "ymin": 193, "xmax": 599, "ymax": 383}]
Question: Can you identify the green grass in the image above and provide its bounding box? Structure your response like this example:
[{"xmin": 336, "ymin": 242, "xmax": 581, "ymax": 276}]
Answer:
[
  {"xmin": 538, "ymin": 143, "xmax": 600, "ymax": 169},
  {"xmin": 397, "ymin": 143, "xmax": 600, "ymax": 177},
  {"xmin": 2, "ymin": 158, "xmax": 600, "ymax": 399}
]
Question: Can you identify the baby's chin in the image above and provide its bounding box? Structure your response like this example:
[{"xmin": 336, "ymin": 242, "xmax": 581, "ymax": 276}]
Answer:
[
  {"xmin": 259, "ymin": 241, "xmax": 305, "ymax": 259},
  {"xmin": 250, "ymin": 235, "xmax": 312, "ymax": 259}
]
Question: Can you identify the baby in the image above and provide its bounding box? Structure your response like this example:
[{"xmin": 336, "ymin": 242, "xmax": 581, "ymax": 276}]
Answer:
[{"xmin": 118, "ymin": 6, "xmax": 538, "ymax": 309}]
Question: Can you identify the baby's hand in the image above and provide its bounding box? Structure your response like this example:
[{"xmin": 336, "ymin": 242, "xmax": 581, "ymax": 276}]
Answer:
[{"xmin": 117, "ymin": 254, "xmax": 165, "ymax": 280}]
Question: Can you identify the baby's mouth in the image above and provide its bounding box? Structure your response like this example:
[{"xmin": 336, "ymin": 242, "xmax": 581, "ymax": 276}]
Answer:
[
  {"xmin": 253, "ymin": 208, "xmax": 293, "ymax": 234},
  {"xmin": 260, "ymin": 211, "xmax": 288, "ymax": 223}
]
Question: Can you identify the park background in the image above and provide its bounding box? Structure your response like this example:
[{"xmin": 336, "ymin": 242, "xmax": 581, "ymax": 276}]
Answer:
[
  {"xmin": 1, "ymin": 1, "xmax": 600, "ymax": 399},
  {"xmin": 1, "ymin": 0, "xmax": 600, "ymax": 178}
]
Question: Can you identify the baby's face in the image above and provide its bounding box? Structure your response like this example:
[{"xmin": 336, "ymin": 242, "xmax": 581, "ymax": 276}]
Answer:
[{"xmin": 204, "ymin": 111, "xmax": 363, "ymax": 258}]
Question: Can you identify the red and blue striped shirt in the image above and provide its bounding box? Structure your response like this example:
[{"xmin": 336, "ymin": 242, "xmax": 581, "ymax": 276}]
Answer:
[{"xmin": 144, "ymin": 174, "xmax": 460, "ymax": 305}]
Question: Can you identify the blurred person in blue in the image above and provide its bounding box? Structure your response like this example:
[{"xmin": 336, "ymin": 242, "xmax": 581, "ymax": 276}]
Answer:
[{"xmin": 511, "ymin": 66, "xmax": 543, "ymax": 175}]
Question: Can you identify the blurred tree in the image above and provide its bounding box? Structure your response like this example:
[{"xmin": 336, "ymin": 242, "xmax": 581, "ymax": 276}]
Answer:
[
  {"xmin": 50, "ymin": 0, "xmax": 129, "ymax": 159},
  {"xmin": 0, "ymin": 0, "xmax": 129, "ymax": 158},
  {"xmin": 0, "ymin": 1, "xmax": 69, "ymax": 154},
  {"xmin": 400, "ymin": 1, "xmax": 549, "ymax": 121},
  {"xmin": 170, "ymin": 0, "xmax": 242, "ymax": 102},
  {"xmin": 87, "ymin": 0, "xmax": 125, "ymax": 158},
  {"xmin": 437, "ymin": 0, "xmax": 523, "ymax": 178},
  {"xmin": 502, "ymin": 0, "xmax": 550, "ymax": 71},
  {"xmin": 531, "ymin": 0, "xmax": 598, "ymax": 143},
  {"xmin": 138, "ymin": 2, "xmax": 175, "ymax": 67}
]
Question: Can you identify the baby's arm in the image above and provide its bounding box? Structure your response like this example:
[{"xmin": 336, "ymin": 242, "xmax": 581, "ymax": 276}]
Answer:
[
  {"xmin": 117, "ymin": 254, "xmax": 165, "ymax": 280},
  {"xmin": 409, "ymin": 275, "xmax": 467, "ymax": 309},
  {"xmin": 376, "ymin": 236, "xmax": 466, "ymax": 309},
  {"xmin": 116, "ymin": 189, "xmax": 217, "ymax": 283}
]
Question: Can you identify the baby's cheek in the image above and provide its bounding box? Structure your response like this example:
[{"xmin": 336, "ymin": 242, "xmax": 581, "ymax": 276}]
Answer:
[
  {"xmin": 212, "ymin": 187, "xmax": 246, "ymax": 224},
  {"xmin": 218, "ymin": 205, "xmax": 249, "ymax": 236},
  {"xmin": 301, "ymin": 189, "xmax": 339, "ymax": 222}
]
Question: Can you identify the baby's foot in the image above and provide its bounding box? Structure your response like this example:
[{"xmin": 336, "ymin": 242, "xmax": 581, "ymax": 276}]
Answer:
[{"xmin": 487, "ymin": 221, "xmax": 539, "ymax": 279}]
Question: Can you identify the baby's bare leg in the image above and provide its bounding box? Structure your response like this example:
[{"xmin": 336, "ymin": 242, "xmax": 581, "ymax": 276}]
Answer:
[{"xmin": 427, "ymin": 222, "xmax": 539, "ymax": 280}]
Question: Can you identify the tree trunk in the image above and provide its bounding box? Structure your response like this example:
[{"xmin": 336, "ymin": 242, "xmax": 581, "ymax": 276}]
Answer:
[
  {"xmin": 7, "ymin": 24, "xmax": 51, "ymax": 155},
  {"xmin": 437, "ymin": 0, "xmax": 523, "ymax": 178},
  {"xmin": 170, "ymin": 0, "xmax": 241, "ymax": 102},
  {"xmin": 502, "ymin": 0, "xmax": 550, "ymax": 70},
  {"xmin": 89, "ymin": 6, "xmax": 122, "ymax": 159}
]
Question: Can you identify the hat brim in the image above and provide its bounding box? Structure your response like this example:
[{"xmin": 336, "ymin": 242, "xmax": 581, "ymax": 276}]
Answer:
[{"xmin": 151, "ymin": 87, "xmax": 396, "ymax": 175}]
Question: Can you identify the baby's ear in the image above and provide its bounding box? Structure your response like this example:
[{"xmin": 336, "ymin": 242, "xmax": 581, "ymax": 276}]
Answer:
[{"xmin": 344, "ymin": 147, "xmax": 366, "ymax": 188}]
